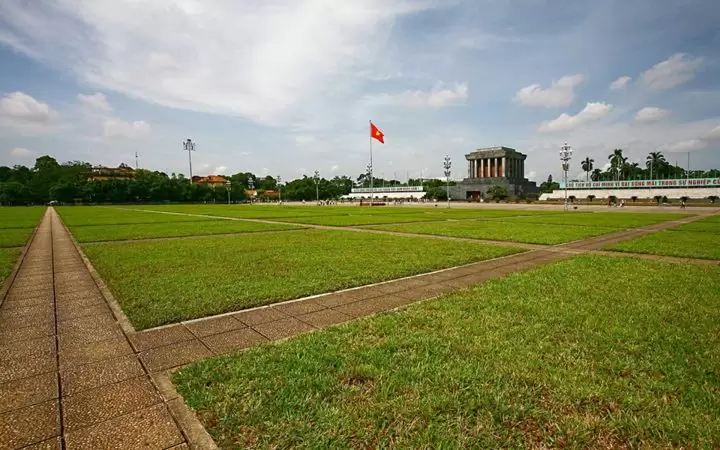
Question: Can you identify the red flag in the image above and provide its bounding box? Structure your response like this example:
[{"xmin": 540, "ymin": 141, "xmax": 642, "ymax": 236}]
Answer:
[{"xmin": 370, "ymin": 122, "xmax": 385, "ymax": 144}]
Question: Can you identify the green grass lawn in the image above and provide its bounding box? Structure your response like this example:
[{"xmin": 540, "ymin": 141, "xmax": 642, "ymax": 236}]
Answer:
[
  {"xmin": 493, "ymin": 212, "xmax": 691, "ymax": 229},
  {"xmin": 56, "ymin": 206, "xmax": 221, "ymax": 226},
  {"xmin": 119, "ymin": 204, "xmax": 428, "ymax": 220},
  {"xmin": 0, "ymin": 248, "xmax": 21, "ymax": 283},
  {"xmin": 273, "ymin": 213, "xmax": 443, "ymax": 226},
  {"xmin": 0, "ymin": 206, "xmax": 46, "ymax": 229},
  {"xmin": 82, "ymin": 230, "xmax": 522, "ymax": 329},
  {"xmin": 174, "ymin": 255, "xmax": 720, "ymax": 448},
  {"xmin": 607, "ymin": 230, "xmax": 720, "ymax": 260},
  {"xmin": 0, "ymin": 228, "xmax": 36, "ymax": 248},
  {"xmin": 669, "ymin": 216, "xmax": 720, "ymax": 234},
  {"xmin": 72, "ymin": 220, "xmax": 302, "ymax": 243},
  {"xmin": 368, "ymin": 220, "xmax": 615, "ymax": 244}
]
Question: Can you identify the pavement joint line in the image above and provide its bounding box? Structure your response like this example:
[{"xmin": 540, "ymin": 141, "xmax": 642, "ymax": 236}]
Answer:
[{"xmin": 49, "ymin": 210, "xmax": 67, "ymax": 450}]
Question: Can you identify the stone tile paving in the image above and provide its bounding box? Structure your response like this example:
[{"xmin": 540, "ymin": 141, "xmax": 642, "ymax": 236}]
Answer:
[
  {"xmin": 0, "ymin": 208, "xmax": 710, "ymax": 449},
  {"xmin": 0, "ymin": 209, "xmax": 194, "ymax": 449}
]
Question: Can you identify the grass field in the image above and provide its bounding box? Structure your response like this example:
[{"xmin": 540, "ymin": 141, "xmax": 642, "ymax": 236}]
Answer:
[
  {"xmin": 56, "ymin": 206, "xmax": 221, "ymax": 226},
  {"xmin": 272, "ymin": 213, "xmax": 443, "ymax": 226},
  {"xmin": 0, "ymin": 228, "xmax": 36, "ymax": 248},
  {"xmin": 0, "ymin": 206, "xmax": 46, "ymax": 229},
  {"xmin": 491, "ymin": 212, "xmax": 690, "ymax": 229},
  {"xmin": 669, "ymin": 216, "xmax": 720, "ymax": 234},
  {"xmin": 83, "ymin": 230, "xmax": 522, "ymax": 329},
  {"xmin": 174, "ymin": 255, "xmax": 720, "ymax": 448},
  {"xmin": 71, "ymin": 220, "xmax": 302, "ymax": 243},
  {"xmin": 367, "ymin": 220, "xmax": 615, "ymax": 244},
  {"xmin": 607, "ymin": 230, "xmax": 720, "ymax": 260},
  {"xmin": 0, "ymin": 248, "xmax": 21, "ymax": 283}
]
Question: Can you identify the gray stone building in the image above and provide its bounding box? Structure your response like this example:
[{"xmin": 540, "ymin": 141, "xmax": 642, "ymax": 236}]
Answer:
[{"xmin": 450, "ymin": 146, "xmax": 538, "ymax": 201}]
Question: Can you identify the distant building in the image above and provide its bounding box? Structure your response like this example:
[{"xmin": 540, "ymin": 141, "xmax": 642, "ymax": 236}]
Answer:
[
  {"xmin": 192, "ymin": 175, "xmax": 228, "ymax": 187},
  {"xmin": 89, "ymin": 163, "xmax": 135, "ymax": 181},
  {"xmin": 343, "ymin": 186, "xmax": 425, "ymax": 200},
  {"xmin": 451, "ymin": 146, "xmax": 538, "ymax": 200}
]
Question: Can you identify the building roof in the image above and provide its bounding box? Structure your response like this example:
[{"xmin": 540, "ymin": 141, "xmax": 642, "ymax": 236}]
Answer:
[
  {"xmin": 193, "ymin": 175, "xmax": 228, "ymax": 184},
  {"xmin": 465, "ymin": 146, "xmax": 525, "ymax": 160}
]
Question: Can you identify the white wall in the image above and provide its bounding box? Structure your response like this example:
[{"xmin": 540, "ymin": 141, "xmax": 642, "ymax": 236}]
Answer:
[{"xmin": 540, "ymin": 187, "xmax": 720, "ymax": 201}]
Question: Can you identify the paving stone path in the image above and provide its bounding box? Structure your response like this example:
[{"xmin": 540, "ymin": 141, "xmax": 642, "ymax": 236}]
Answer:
[
  {"xmin": 0, "ymin": 208, "xmax": 712, "ymax": 449},
  {"xmin": 0, "ymin": 209, "xmax": 194, "ymax": 450}
]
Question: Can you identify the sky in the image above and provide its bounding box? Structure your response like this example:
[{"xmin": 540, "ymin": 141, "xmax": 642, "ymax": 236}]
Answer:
[{"xmin": 1, "ymin": 0, "xmax": 719, "ymax": 183}]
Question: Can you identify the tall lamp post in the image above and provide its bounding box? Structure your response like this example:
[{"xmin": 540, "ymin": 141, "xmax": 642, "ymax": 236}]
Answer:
[
  {"xmin": 183, "ymin": 139, "xmax": 195, "ymax": 183},
  {"xmin": 277, "ymin": 175, "xmax": 282, "ymax": 204},
  {"xmin": 559, "ymin": 141, "xmax": 573, "ymax": 211},
  {"xmin": 313, "ymin": 170, "xmax": 320, "ymax": 205},
  {"xmin": 443, "ymin": 155, "xmax": 452, "ymax": 208},
  {"xmin": 248, "ymin": 177, "xmax": 254, "ymax": 204},
  {"xmin": 225, "ymin": 180, "xmax": 232, "ymax": 204}
]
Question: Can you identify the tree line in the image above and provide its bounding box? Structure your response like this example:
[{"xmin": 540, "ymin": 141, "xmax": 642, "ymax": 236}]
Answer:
[
  {"xmin": 579, "ymin": 149, "xmax": 719, "ymax": 182},
  {"xmin": 0, "ymin": 155, "xmax": 455, "ymax": 205}
]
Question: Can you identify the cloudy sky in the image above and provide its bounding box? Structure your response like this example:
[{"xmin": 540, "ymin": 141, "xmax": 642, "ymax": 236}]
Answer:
[{"xmin": 1, "ymin": 0, "xmax": 719, "ymax": 182}]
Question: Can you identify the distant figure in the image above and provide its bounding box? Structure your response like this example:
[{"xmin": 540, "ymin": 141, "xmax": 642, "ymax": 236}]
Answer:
[
  {"xmin": 620, "ymin": 200, "xmax": 625, "ymax": 208},
  {"xmin": 681, "ymin": 200, "xmax": 686, "ymax": 209}
]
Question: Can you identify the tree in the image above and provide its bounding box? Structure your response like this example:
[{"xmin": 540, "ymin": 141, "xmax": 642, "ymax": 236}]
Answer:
[
  {"xmin": 608, "ymin": 149, "xmax": 626, "ymax": 181},
  {"xmin": 708, "ymin": 196, "xmax": 719, "ymax": 204},
  {"xmin": 590, "ymin": 169, "xmax": 602, "ymax": 181},
  {"xmin": 539, "ymin": 180, "xmax": 560, "ymax": 193},
  {"xmin": 587, "ymin": 195, "xmax": 595, "ymax": 202},
  {"xmin": 646, "ymin": 151, "xmax": 666, "ymax": 179},
  {"xmin": 487, "ymin": 185, "xmax": 508, "ymax": 202},
  {"xmin": 581, "ymin": 157, "xmax": 594, "ymax": 181}
]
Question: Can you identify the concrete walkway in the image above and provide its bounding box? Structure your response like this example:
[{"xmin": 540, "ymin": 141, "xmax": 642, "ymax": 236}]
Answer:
[
  {"xmin": 0, "ymin": 209, "xmax": 194, "ymax": 449},
  {"xmin": 0, "ymin": 208, "xmax": 712, "ymax": 449}
]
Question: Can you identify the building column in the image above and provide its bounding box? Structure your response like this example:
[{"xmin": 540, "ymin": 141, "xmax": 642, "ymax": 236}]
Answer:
[
  {"xmin": 501, "ymin": 157, "xmax": 506, "ymax": 178},
  {"xmin": 494, "ymin": 158, "xmax": 499, "ymax": 177},
  {"xmin": 477, "ymin": 159, "xmax": 482, "ymax": 178}
]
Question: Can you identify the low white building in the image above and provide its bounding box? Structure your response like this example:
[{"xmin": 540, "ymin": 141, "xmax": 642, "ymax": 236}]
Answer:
[
  {"xmin": 342, "ymin": 186, "xmax": 426, "ymax": 200},
  {"xmin": 540, "ymin": 178, "xmax": 720, "ymax": 201}
]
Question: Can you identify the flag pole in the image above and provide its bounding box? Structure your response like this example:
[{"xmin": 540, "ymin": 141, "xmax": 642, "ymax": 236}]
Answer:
[{"xmin": 369, "ymin": 120, "xmax": 374, "ymax": 204}]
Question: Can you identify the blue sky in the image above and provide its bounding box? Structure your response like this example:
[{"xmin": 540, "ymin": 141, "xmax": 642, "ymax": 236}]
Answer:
[{"xmin": 1, "ymin": 0, "xmax": 719, "ymax": 182}]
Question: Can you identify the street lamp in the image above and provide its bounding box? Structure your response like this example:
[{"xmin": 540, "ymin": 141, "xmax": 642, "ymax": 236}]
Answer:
[
  {"xmin": 248, "ymin": 176, "xmax": 254, "ymax": 203},
  {"xmin": 313, "ymin": 170, "xmax": 320, "ymax": 205},
  {"xmin": 443, "ymin": 155, "xmax": 452, "ymax": 208},
  {"xmin": 225, "ymin": 180, "xmax": 232, "ymax": 204},
  {"xmin": 277, "ymin": 175, "xmax": 282, "ymax": 204},
  {"xmin": 183, "ymin": 139, "xmax": 195, "ymax": 183},
  {"xmin": 559, "ymin": 141, "xmax": 573, "ymax": 211}
]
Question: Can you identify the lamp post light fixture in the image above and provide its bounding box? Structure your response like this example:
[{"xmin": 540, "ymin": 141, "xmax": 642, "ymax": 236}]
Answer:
[
  {"xmin": 277, "ymin": 175, "xmax": 282, "ymax": 204},
  {"xmin": 443, "ymin": 155, "xmax": 452, "ymax": 208},
  {"xmin": 559, "ymin": 141, "xmax": 573, "ymax": 211},
  {"xmin": 313, "ymin": 170, "xmax": 320, "ymax": 205},
  {"xmin": 225, "ymin": 180, "xmax": 232, "ymax": 204},
  {"xmin": 183, "ymin": 138, "xmax": 195, "ymax": 184}
]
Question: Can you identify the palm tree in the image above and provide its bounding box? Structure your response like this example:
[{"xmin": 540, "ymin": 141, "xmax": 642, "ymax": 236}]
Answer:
[
  {"xmin": 581, "ymin": 157, "xmax": 594, "ymax": 182},
  {"xmin": 646, "ymin": 151, "xmax": 666, "ymax": 180},
  {"xmin": 590, "ymin": 168, "xmax": 602, "ymax": 181},
  {"xmin": 608, "ymin": 149, "xmax": 626, "ymax": 180}
]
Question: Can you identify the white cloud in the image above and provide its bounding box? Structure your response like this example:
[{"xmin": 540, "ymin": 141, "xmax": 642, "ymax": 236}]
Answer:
[
  {"xmin": 514, "ymin": 74, "xmax": 584, "ymax": 108},
  {"xmin": 10, "ymin": 147, "xmax": 34, "ymax": 158},
  {"xmin": 0, "ymin": 1, "xmax": 439, "ymax": 127},
  {"xmin": 214, "ymin": 166, "xmax": 227, "ymax": 174},
  {"xmin": 103, "ymin": 119, "xmax": 150, "ymax": 140},
  {"xmin": 330, "ymin": 164, "xmax": 340, "ymax": 173},
  {"xmin": 77, "ymin": 92, "xmax": 112, "ymax": 113},
  {"xmin": 0, "ymin": 91, "xmax": 58, "ymax": 134},
  {"xmin": 704, "ymin": 125, "xmax": 720, "ymax": 141},
  {"xmin": 538, "ymin": 102, "xmax": 613, "ymax": 133},
  {"xmin": 634, "ymin": 107, "xmax": 671, "ymax": 123},
  {"xmin": 641, "ymin": 53, "xmax": 703, "ymax": 91},
  {"xmin": 609, "ymin": 76, "xmax": 631, "ymax": 90},
  {"xmin": 368, "ymin": 81, "xmax": 469, "ymax": 109},
  {"xmin": 295, "ymin": 135, "xmax": 315, "ymax": 145},
  {"xmin": 660, "ymin": 139, "xmax": 708, "ymax": 153}
]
